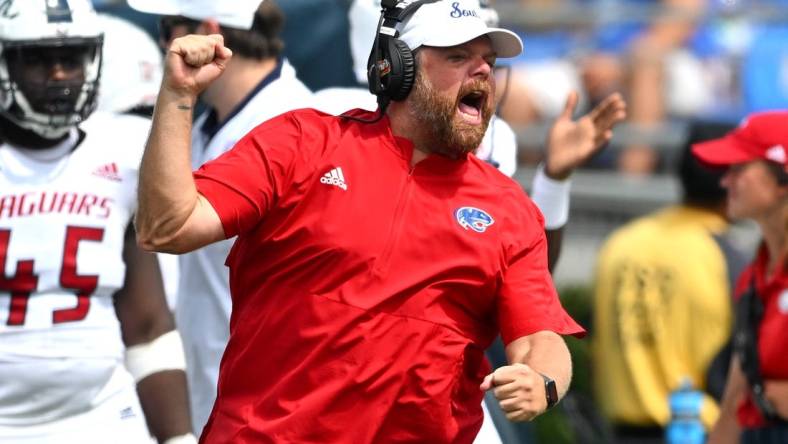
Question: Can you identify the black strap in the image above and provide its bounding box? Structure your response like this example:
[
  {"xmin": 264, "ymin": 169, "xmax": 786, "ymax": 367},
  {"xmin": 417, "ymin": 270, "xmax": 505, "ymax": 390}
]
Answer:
[{"xmin": 733, "ymin": 275, "xmax": 787, "ymax": 424}]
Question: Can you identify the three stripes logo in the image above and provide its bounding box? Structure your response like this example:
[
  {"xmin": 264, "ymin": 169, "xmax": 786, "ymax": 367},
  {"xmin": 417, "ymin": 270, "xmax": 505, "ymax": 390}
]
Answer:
[
  {"xmin": 92, "ymin": 162, "xmax": 122, "ymax": 182},
  {"xmin": 320, "ymin": 167, "xmax": 348, "ymax": 191}
]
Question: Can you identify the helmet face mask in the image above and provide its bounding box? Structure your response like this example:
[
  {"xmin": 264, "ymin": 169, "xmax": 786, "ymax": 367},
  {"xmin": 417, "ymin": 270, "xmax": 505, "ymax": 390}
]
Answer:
[
  {"xmin": 0, "ymin": 0, "xmax": 103, "ymax": 140},
  {"xmin": 5, "ymin": 41, "xmax": 96, "ymax": 115}
]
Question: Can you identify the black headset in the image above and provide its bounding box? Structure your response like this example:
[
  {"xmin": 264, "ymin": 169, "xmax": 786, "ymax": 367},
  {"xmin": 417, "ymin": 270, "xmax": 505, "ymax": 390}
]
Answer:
[
  {"xmin": 366, "ymin": 0, "xmax": 440, "ymax": 113},
  {"xmin": 359, "ymin": 0, "xmax": 504, "ymax": 170}
]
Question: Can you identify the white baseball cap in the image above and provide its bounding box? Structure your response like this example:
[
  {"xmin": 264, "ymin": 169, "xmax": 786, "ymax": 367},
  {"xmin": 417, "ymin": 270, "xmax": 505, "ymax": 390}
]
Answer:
[
  {"xmin": 396, "ymin": 0, "xmax": 522, "ymax": 58},
  {"xmin": 127, "ymin": 0, "xmax": 264, "ymax": 30}
]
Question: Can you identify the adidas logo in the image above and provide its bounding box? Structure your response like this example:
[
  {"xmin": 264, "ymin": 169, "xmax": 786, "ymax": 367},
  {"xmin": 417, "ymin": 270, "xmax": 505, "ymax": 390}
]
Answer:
[
  {"xmin": 320, "ymin": 167, "xmax": 347, "ymax": 191},
  {"xmin": 92, "ymin": 162, "xmax": 122, "ymax": 182}
]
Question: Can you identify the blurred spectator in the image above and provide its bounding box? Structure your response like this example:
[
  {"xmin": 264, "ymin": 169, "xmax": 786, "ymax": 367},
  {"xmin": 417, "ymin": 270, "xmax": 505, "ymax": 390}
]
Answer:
[
  {"xmin": 616, "ymin": 0, "xmax": 709, "ymax": 174},
  {"xmin": 278, "ymin": 0, "xmax": 357, "ymax": 90},
  {"xmin": 487, "ymin": 0, "xmax": 583, "ymax": 145},
  {"xmin": 694, "ymin": 111, "xmax": 788, "ymax": 444},
  {"xmin": 687, "ymin": 0, "xmax": 788, "ymax": 117},
  {"xmin": 493, "ymin": 0, "xmax": 716, "ymax": 174},
  {"xmin": 592, "ymin": 121, "xmax": 747, "ymax": 443},
  {"xmin": 127, "ymin": 0, "xmax": 313, "ymax": 434},
  {"xmin": 96, "ymin": 13, "xmax": 162, "ymax": 116}
]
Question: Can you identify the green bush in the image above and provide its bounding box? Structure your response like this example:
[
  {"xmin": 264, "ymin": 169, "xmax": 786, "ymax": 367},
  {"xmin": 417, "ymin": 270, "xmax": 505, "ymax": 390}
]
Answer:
[{"xmin": 533, "ymin": 285, "xmax": 603, "ymax": 444}]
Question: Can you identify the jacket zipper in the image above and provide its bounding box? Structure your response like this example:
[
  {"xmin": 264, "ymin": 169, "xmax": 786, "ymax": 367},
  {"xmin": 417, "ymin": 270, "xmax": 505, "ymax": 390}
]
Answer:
[{"xmin": 373, "ymin": 166, "xmax": 415, "ymax": 275}]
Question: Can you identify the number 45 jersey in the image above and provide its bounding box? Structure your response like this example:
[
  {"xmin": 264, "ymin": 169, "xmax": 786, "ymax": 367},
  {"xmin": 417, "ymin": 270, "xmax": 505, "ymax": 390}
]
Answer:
[{"xmin": 0, "ymin": 112, "xmax": 149, "ymax": 426}]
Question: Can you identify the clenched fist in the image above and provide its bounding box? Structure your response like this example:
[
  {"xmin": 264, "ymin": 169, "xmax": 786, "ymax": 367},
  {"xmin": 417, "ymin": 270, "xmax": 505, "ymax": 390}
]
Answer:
[
  {"xmin": 480, "ymin": 363, "xmax": 549, "ymax": 422},
  {"xmin": 162, "ymin": 34, "xmax": 233, "ymax": 97}
]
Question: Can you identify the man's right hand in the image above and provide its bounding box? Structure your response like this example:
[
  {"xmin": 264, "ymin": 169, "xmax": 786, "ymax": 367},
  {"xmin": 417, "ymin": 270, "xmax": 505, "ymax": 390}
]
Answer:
[
  {"xmin": 137, "ymin": 34, "xmax": 229, "ymax": 255},
  {"xmin": 163, "ymin": 34, "xmax": 232, "ymax": 97}
]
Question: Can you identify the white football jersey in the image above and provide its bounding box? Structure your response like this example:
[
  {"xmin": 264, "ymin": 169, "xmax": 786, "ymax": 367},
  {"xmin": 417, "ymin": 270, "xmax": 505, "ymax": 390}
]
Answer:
[{"xmin": 0, "ymin": 112, "xmax": 150, "ymax": 426}]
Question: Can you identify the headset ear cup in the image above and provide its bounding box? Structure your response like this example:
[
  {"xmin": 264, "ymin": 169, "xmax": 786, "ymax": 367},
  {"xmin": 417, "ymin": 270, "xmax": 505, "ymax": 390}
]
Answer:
[
  {"xmin": 366, "ymin": 50, "xmax": 381, "ymax": 96},
  {"xmin": 389, "ymin": 39, "xmax": 415, "ymax": 101}
]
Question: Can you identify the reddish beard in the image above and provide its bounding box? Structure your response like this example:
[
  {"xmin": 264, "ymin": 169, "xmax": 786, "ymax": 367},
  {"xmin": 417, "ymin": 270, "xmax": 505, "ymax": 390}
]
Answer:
[{"xmin": 408, "ymin": 70, "xmax": 494, "ymax": 158}]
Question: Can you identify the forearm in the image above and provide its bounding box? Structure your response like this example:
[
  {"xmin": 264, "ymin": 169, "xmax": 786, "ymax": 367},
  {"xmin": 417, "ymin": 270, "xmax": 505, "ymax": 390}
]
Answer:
[
  {"xmin": 127, "ymin": 331, "xmax": 194, "ymax": 443},
  {"xmin": 531, "ymin": 164, "xmax": 570, "ymax": 272},
  {"xmin": 545, "ymin": 229, "xmax": 563, "ymax": 273},
  {"xmin": 136, "ymin": 88, "xmax": 200, "ymax": 251},
  {"xmin": 707, "ymin": 402, "xmax": 741, "ymax": 444},
  {"xmin": 117, "ymin": 230, "xmax": 194, "ymax": 441},
  {"xmin": 506, "ymin": 331, "xmax": 573, "ymax": 399},
  {"xmin": 708, "ymin": 357, "xmax": 745, "ymax": 444},
  {"xmin": 137, "ymin": 370, "xmax": 193, "ymax": 443}
]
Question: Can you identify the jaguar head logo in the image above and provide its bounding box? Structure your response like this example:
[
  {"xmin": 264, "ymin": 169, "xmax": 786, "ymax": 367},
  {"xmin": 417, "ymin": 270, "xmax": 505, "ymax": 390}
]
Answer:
[{"xmin": 455, "ymin": 206, "xmax": 494, "ymax": 233}]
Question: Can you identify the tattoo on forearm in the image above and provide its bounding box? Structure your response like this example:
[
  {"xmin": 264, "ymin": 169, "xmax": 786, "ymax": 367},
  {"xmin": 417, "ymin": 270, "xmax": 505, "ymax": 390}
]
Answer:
[{"xmin": 177, "ymin": 104, "xmax": 192, "ymax": 111}]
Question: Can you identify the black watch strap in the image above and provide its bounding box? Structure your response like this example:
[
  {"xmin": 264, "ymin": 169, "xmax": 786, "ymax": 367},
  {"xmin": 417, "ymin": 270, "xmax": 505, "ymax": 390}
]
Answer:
[{"xmin": 539, "ymin": 372, "xmax": 559, "ymax": 409}]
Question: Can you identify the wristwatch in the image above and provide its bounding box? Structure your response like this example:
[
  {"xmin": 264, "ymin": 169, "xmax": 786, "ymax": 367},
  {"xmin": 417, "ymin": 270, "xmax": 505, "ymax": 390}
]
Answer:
[{"xmin": 539, "ymin": 372, "xmax": 558, "ymax": 409}]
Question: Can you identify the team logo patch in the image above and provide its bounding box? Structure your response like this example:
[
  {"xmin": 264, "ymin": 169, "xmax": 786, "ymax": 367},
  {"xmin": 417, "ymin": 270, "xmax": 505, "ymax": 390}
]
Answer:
[{"xmin": 455, "ymin": 206, "xmax": 494, "ymax": 233}]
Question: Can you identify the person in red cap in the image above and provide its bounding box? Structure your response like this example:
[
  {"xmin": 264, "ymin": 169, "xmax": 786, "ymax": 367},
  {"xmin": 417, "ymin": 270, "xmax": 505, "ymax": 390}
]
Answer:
[{"xmin": 693, "ymin": 110, "xmax": 788, "ymax": 444}]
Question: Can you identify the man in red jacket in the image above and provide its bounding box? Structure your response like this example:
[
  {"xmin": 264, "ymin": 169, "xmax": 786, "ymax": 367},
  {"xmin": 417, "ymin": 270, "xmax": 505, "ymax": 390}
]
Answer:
[{"xmin": 136, "ymin": 0, "xmax": 625, "ymax": 442}]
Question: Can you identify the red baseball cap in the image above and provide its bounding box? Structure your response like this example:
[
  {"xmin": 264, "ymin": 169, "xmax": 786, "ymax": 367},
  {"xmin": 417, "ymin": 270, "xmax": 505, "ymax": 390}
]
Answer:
[{"xmin": 692, "ymin": 111, "xmax": 788, "ymax": 168}]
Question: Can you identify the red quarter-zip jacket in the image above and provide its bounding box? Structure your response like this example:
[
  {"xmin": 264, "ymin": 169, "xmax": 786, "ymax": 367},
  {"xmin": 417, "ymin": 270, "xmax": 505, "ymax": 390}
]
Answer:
[{"xmin": 193, "ymin": 108, "xmax": 584, "ymax": 443}]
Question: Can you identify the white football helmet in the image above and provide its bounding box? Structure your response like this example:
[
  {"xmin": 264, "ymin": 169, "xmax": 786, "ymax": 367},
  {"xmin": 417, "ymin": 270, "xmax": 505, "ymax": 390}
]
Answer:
[
  {"xmin": 96, "ymin": 13, "xmax": 162, "ymax": 114},
  {"xmin": 0, "ymin": 0, "xmax": 103, "ymax": 139}
]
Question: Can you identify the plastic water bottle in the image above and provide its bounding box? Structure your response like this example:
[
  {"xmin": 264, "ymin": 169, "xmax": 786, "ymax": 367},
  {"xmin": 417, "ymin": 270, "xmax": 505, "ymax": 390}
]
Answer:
[{"xmin": 665, "ymin": 379, "xmax": 706, "ymax": 444}]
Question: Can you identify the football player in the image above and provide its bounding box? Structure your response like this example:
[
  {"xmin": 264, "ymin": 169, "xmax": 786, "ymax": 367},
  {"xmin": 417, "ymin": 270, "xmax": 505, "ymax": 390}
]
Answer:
[{"xmin": 0, "ymin": 1, "xmax": 193, "ymax": 443}]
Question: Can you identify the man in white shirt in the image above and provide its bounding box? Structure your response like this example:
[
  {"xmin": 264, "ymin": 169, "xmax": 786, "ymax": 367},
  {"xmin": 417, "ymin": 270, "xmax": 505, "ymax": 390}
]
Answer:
[{"xmin": 127, "ymin": 0, "xmax": 313, "ymax": 434}]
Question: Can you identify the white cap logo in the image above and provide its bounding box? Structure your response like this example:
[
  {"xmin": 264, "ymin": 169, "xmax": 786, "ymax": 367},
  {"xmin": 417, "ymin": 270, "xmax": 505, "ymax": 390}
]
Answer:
[
  {"xmin": 765, "ymin": 145, "xmax": 786, "ymax": 164},
  {"xmin": 396, "ymin": 0, "xmax": 522, "ymax": 58},
  {"xmin": 778, "ymin": 289, "xmax": 788, "ymax": 314},
  {"xmin": 449, "ymin": 2, "xmax": 479, "ymax": 18}
]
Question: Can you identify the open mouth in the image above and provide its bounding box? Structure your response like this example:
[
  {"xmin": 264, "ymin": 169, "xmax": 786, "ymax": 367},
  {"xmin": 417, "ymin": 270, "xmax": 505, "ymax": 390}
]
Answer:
[{"xmin": 457, "ymin": 90, "xmax": 486, "ymax": 124}]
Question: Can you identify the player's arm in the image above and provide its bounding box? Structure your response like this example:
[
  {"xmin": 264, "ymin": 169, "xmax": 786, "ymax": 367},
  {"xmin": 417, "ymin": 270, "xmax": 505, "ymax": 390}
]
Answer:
[
  {"xmin": 115, "ymin": 223, "xmax": 195, "ymax": 444},
  {"xmin": 535, "ymin": 91, "xmax": 627, "ymax": 270},
  {"xmin": 480, "ymin": 331, "xmax": 572, "ymax": 422},
  {"xmin": 136, "ymin": 34, "xmax": 231, "ymax": 254}
]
